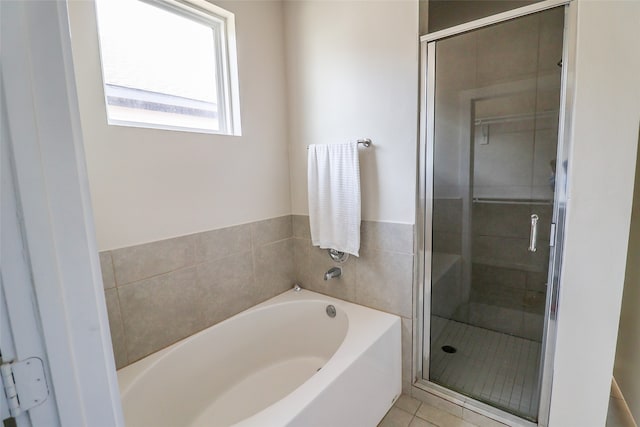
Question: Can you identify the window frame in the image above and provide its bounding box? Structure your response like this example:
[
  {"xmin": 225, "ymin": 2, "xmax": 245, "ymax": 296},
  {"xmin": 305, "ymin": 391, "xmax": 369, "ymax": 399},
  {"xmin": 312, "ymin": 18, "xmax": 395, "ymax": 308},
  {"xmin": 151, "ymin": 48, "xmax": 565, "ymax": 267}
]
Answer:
[{"xmin": 95, "ymin": 0, "xmax": 242, "ymax": 136}]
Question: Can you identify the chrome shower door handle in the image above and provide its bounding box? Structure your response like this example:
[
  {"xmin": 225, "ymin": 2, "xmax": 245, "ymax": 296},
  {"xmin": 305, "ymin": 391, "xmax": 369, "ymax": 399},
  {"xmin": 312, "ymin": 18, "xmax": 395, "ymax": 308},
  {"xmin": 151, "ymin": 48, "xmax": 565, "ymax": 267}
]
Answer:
[{"xmin": 528, "ymin": 214, "xmax": 539, "ymax": 252}]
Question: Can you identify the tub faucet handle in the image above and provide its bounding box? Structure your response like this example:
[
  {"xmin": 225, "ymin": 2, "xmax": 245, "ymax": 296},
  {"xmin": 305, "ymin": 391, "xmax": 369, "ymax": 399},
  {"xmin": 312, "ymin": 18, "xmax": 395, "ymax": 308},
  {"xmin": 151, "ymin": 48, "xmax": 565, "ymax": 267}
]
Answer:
[{"xmin": 293, "ymin": 283, "xmax": 302, "ymax": 292}]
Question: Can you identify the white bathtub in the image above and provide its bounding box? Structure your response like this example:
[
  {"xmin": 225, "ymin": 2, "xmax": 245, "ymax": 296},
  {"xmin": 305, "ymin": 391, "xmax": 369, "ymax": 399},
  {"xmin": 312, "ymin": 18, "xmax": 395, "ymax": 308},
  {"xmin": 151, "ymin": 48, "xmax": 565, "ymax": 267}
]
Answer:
[{"xmin": 117, "ymin": 289, "xmax": 401, "ymax": 427}]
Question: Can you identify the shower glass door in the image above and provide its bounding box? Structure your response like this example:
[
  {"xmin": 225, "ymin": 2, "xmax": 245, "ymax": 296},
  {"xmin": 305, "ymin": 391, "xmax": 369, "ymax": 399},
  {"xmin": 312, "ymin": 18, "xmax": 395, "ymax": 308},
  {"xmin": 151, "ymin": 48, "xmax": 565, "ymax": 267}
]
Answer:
[{"xmin": 423, "ymin": 6, "xmax": 565, "ymax": 422}]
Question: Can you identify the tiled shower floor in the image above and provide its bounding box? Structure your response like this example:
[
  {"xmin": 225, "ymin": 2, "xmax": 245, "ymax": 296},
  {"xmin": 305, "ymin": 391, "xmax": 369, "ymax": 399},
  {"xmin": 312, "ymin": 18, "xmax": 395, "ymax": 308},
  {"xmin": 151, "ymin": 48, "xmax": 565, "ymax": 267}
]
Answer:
[{"xmin": 429, "ymin": 317, "xmax": 542, "ymax": 420}]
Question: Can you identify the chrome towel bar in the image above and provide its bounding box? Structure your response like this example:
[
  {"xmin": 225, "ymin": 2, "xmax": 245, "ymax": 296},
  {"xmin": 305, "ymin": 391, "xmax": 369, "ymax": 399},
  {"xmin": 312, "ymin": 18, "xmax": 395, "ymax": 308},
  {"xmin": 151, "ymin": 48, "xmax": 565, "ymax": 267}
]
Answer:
[{"xmin": 307, "ymin": 138, "xmax": 372, "ymax": 149}]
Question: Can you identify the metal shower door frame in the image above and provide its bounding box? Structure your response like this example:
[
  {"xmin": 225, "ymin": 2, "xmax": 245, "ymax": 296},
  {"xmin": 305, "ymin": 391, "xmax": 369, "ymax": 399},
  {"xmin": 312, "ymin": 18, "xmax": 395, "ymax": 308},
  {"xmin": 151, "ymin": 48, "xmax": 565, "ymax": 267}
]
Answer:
[{"xmin": 413, "ymin": 1, "xmax": 577, "ymax": 425}]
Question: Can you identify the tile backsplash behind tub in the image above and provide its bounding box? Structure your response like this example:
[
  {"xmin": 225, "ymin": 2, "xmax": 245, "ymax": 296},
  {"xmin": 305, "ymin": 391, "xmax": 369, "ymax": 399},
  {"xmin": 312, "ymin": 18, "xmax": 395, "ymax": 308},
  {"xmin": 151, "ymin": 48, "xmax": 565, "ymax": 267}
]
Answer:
[
  {"xmin": 100, "ymin": 215, "xmax": 415, "ymax": 392},
  {"xmin": 100, "ymin": 215, "xmax": 294, "ymax": 368}
]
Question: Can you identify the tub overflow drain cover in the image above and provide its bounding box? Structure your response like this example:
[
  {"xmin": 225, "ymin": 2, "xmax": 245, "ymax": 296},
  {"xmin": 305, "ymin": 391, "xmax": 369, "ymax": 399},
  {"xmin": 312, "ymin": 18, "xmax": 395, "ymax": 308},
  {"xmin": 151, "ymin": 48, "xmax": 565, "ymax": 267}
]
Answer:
[
  {"xmin": 326, "ymin": 305, "xmax": 336, "ymax": 318},
  {"xmin": 441, "ymin": 345, "xmax": 457, "ymax": 354}
]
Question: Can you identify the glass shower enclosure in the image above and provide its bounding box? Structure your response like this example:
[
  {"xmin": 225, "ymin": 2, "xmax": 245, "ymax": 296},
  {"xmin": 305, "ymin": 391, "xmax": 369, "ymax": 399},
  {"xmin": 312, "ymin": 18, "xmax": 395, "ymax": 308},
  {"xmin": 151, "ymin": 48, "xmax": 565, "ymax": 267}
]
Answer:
[{"xmin": 418, "ymin": 4, "xmax": 569, "ymax": 423}]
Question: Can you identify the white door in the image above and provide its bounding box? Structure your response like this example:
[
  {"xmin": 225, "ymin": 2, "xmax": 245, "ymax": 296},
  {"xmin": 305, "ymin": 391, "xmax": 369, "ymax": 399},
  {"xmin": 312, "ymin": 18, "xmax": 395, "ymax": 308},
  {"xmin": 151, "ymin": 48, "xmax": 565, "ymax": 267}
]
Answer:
[
  {"xmin": 1, "ymin": 106, "xmax": 61, "ymax": 426},
  {"xmin": 1, "ymin": 1, "xmax": 124, "ymax": 426}
]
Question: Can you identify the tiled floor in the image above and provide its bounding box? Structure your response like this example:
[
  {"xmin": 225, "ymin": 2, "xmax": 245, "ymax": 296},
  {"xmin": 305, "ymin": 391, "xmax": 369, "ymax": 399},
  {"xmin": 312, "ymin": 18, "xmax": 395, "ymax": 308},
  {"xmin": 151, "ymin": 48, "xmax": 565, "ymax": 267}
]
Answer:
[
  {"xmin": 429, "ymin": 318, "xmax": 541, "ymax": 420},
  {"xmin": 378, "ymin": 387, "xmax": 637, "ymax": 427},
  {"xmin": 380, "ymin": 387, "xmax": 638, "ymax": 427},
  {"xmin": 606, "ymin": 381, "xmax": 637, "ymax": 427},
  {"xmin": 378, "ymin": 394, "xmax": 504, "ymax": 427}
]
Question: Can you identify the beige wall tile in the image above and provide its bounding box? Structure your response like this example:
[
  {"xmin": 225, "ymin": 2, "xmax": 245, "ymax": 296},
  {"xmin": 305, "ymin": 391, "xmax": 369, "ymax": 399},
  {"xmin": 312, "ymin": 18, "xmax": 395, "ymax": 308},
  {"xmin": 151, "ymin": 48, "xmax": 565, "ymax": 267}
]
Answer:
[
  {"xmin": 111, "ymin": 235, "xmax": 195, "ymax": 285},
  {"xmin": 253, "ymin": 239, "xmax": 295, "ymax": 301},
  {"xmin": 476, "ymin": 13, "xmax": 539, "ymax": 86},
  {"xmin": 472, "ymin": 235, "xmax": 548, "ymax": 272},
  {"xmin": 361, "ymin": 221, "xmax": 414, "ymax": 254},
  {"xmin": 109, "ymin": 218, "xmax": 415, "ymax": 371},
  {"xmin": 468, "ymin": 304, "xmax": 524, "ymax": 337},
  {"xmin": 196, "ymin": 252, "xmax": 257, "ymax": 325},
  {"xmin": 118, "ymin": 267, "xmax": 203, "ymax": 362},
  {"xmin": 402, "ymin": 317, "xmax": 413, "ymax": 394},
  {"xmin": 99, "ymin": 251, "xmax": 116, "ymax": 289},
  {"xmin": 194, "ymin": 223, "xmax": 251, "ymax": 264},
  {"xmin": 472, "ymin": 263, "xmax": 527, "ymax": 290},
  {"xmin": 251, "ymin": 215, "xmax": 292, "ymax": 246},
  {"xmin": 355, "ymin": 249, "xmax": 413, "ymax": 317},
  {"xmin": 292, "ymin": 237, "xmax": 311, "ymax": 288},
  {"xmin": 521, "ymin": 312, "xmax": 544, "ymax": 342},
  {"xmin": 104, "ymin": 288, "xmax": 127, "ymax": 369},
  {"xmin": 432, "ymin": 231, "xmax": 462, "ymax": 255},
  {"xmin": 472, "ymin": 203, "xmax": 531, "ymax": 239},
  {"xmin": 537, "ymin": 6, "xmax": 564, "ymax": 73},
  {"xmin": 433, "ymin": 199, "xmax": 463, "ymax": 235},
  {"xmin": 474, "ymin": 132, "xmax": 535, "ymax": 199},
  {"xmin": 292, "ymin": 215, "xmax": 311, "ymax": 240},
  {"xmin": 306, "ymin": 245, "xmax": 357, "ymax": 302}
]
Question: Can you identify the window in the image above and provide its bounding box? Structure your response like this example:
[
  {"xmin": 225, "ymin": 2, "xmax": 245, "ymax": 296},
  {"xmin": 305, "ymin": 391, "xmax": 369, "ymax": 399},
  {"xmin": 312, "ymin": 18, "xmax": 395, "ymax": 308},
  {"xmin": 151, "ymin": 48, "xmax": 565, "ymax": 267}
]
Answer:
[{"xmin": 95, "ymin": 0, "xmax": 241, "ymax": 135}]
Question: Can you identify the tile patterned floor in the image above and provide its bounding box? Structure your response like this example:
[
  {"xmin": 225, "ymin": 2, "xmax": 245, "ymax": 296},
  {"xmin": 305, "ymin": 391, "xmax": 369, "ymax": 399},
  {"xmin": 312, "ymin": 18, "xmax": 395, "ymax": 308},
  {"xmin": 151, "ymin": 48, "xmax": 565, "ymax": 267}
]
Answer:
[
  {"xmin": 606, "ymin": 381, "xmax": 637, "ymax": 427},
  {"xmin": 378, "ymin": 394, "xmax": 506, "ymax": 427},
  {"xmin": 429, "ymin": 318, "xmax": 541, "ymax": 420},
  {"xmin": 380, "ymin": 387, "xmax": 637, "ymax": 427}
]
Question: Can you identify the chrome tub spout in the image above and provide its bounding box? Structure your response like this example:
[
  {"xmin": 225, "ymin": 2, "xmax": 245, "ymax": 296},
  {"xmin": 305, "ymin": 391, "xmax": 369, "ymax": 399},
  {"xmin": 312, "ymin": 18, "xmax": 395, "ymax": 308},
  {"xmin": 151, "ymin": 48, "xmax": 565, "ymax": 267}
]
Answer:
[{"xmin": 324, "ymin": 267, "xmax": 342, "ymax": 281}]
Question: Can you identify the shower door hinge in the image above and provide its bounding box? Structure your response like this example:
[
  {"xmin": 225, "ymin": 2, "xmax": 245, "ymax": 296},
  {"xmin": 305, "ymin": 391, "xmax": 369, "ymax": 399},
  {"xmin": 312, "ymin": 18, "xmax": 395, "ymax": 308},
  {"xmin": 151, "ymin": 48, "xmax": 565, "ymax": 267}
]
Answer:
[
  {"xmin": 549, "ymin": 223, "xmax": 557, "ymax": 247},
  {"xmin": 1, "ymin": 357, "xmax": 48, "ymax": 420}
]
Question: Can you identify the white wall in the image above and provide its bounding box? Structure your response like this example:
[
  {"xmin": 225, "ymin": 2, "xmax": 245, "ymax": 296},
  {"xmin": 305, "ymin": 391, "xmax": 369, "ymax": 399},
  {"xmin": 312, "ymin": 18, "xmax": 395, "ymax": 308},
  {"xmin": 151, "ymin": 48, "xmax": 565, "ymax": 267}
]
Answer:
[
  {"xmin": 615, "ymin": 136, "xmax": 640, "ymax": 422},
  {"xmin": 68, "ymin": 0, "xmax": 291, "ymax": 251},
  {"xmin": 549, "ymin": 1, "xmax": 640, "ymax": 426},
  {"xmin": 284, "ymin": 0, "xmax": 419, "ymax": 224}
]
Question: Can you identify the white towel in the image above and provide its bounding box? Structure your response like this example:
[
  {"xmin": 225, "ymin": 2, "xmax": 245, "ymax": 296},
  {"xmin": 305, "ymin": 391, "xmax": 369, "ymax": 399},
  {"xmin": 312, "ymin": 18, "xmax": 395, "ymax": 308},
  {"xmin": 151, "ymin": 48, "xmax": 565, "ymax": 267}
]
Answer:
[{"xmin": 307, "ymin": 142, "xmax": 361, "ymax": 256}]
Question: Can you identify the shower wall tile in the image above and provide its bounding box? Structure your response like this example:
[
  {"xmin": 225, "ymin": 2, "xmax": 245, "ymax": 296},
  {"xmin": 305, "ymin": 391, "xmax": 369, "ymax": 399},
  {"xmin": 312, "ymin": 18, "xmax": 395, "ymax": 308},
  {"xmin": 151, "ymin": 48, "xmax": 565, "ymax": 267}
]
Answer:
[
  {"xmin": 522, "ymin": 312, "xmax": 544, "ymax": 342},
  {"xmin": 475, "ymin": 92, "xmax": 536, "ymax": 120},
  {"xmin": 523, "ymin": 290, "xmax": 546, "ymax": 314},
  {"xmin": 433, "ymin": 231, "xmax": 462, "ymax": 255},
  {"xmin": 476, "ymin": 13, "xmax": 539, "ymax": 86},
  {"xmin": 471, "ymin": 285, "xmax": 527, "ymax": 312},
  {"xmin": 251, "ymin": 215, "xmax": 292, "ymax": 246},
  {"xmin": 472, "ymin": 263, "xmax": 527, "ymax": 290},
  {"xmin": 104, "ymin": 288, "xmax": 127, "ymax": 369},
  {"xmin": 194, "ymin": 223, "xmax": 251, "ymax": 264},
  {"xmin": 526, "ymin": 271, "xmax": 548, "ymax": 293},
  {"xmin": 468, "ymin": 303, "xmax": 524, "ymax": 337},
  {"xmin": 99, "ymin": 251, "xmax": 116, "ymax": 289},
  {"xmin": 433, "ymin": 198, "xmax": 462, "ymax": 234},
  {"xmin": 537, "ymin": 6, "xmax": 565, "ymax": 73},
  {"xmin": 472, "ymin": 203, "xmax": 531, "ymax": 239},
  {"xmin": 111, "ymin": 235, "xmax": 195, "ymax": 285},
  {"xmin": 472, "ymin": 235, "xmax": 548, "ymax": 272},
  {"xmin": 432, "ymin": 263, "xmax": 462, "ymax": 319}
]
